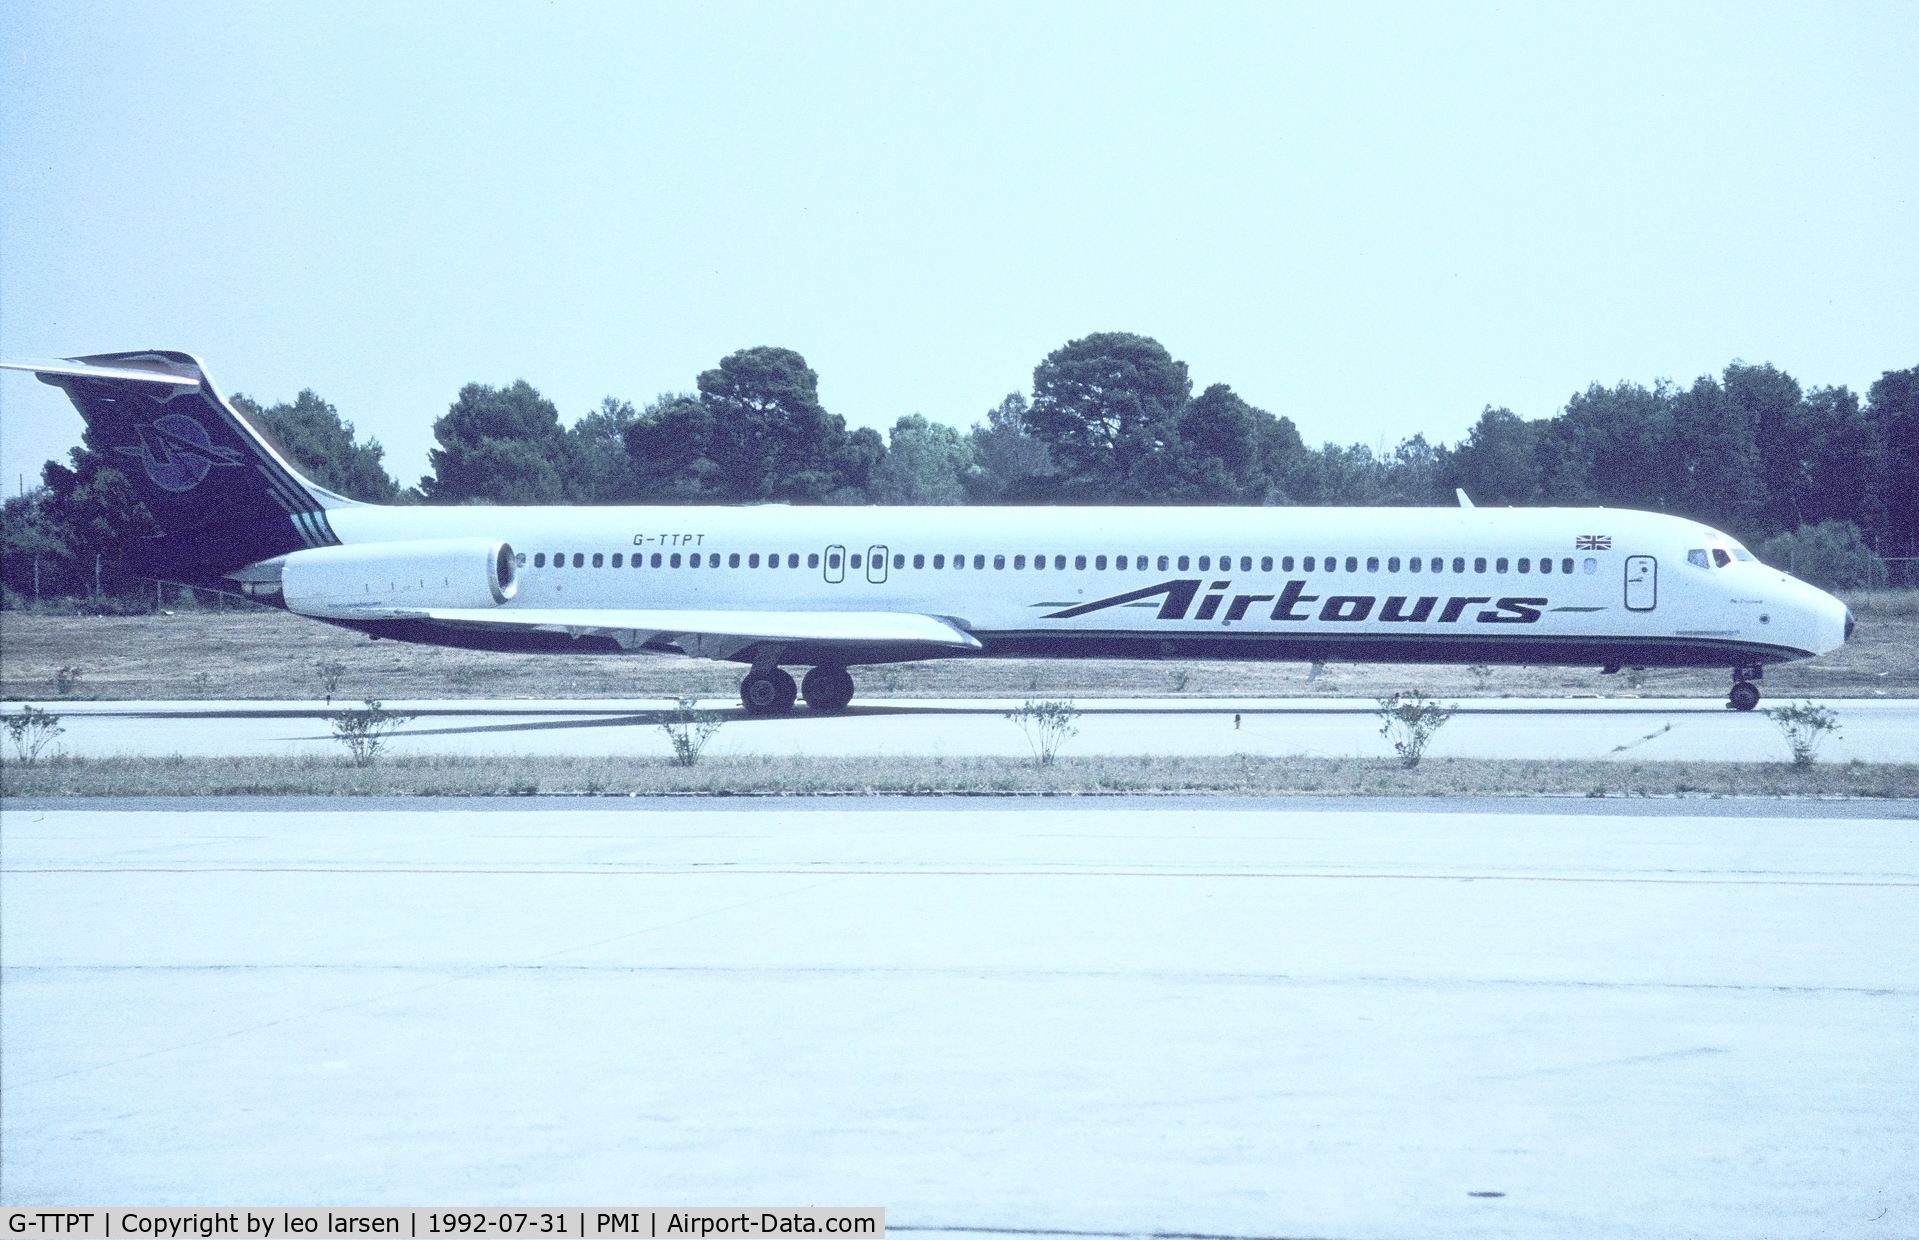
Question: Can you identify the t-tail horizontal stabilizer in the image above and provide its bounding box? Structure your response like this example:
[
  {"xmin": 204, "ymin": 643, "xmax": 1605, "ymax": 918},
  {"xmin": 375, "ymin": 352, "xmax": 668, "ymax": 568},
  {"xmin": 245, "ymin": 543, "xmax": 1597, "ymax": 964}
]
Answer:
[{"xmin": 1, "ymin": 351, "xmax": 342, "ymax": 582}]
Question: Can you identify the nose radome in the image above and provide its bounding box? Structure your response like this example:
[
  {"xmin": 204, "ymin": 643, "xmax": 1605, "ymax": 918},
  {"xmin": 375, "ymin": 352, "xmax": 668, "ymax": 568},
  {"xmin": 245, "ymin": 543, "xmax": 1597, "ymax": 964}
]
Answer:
[{"xmin": 1845, "ymin": 608, "xmax": 1856, "ymax": 641}]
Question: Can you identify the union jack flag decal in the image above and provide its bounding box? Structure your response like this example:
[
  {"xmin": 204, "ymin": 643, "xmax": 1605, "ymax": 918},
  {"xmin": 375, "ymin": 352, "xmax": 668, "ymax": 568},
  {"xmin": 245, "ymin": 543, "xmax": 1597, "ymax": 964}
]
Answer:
[{"xmin": 1576, "ymin": 535, "xmax": 1612, "ymax": 550}]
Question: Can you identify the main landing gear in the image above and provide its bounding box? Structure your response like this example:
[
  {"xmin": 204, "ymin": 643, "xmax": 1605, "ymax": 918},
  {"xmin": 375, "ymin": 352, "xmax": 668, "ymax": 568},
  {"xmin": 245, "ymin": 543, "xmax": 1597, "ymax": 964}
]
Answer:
[
  {"xmin": 1727, "ymin": 665, "xmax": 1763, "ymax": 712},
  {"xmin": 738, "ymin": 664, "xmax": 855, "ymax": 716},
  {"xmin": 740, "ymin": 667, "xmax": 797, "ymax": 716}
]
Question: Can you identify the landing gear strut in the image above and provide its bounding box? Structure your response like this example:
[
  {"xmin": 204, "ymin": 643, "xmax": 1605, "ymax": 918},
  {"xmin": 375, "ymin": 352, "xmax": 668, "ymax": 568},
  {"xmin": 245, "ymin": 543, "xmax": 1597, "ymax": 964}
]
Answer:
[
  {"xmin": 1728, "ymin": 665, "xmax": 1762, "ymax": 712},
  {"xmin": 802, "ymin": 664, "xmax": 856, "ymax": 714},
  {"xmin": 740, "ymin": 667, "xmax": 798, "ymax": 716}
]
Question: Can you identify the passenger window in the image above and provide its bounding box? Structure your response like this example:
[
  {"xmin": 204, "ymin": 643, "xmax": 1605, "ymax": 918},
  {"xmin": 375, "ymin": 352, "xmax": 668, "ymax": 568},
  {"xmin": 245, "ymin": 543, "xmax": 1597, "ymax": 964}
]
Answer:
[
  {"xmin": 1473, "ymin": 557, "xmax": 1487, "ymax": 573},
  {"xmin": 1014, "ymin": 555, "xmax": 1026, "ymax": 569},
  {"xmin": 692, "ymin": 553, "xmax": 704, "ymax": 568},
  {"xmin": 1033, "ymin": 554, "xmax": 1046, "ymax": 570},
  {"xmin": 1158, "ymin": 555, "xmax": 1170, "ymax": 571},
  {"xmin": 1583, "ymin": 557, "xmax": 1596, "ymax": 573},
  {"xmin": 632, "ymin": 555, "xmax": 642, "ymax": 569},
  {"xmin": 1116, "ymin": 555, "xmax": 1128, "ymax": 570},
  {"xmin": 1053, "ymin": 555, "xmax": 1065, "ymax": 570},
  {"xmin": 1345, "ymin": 556, "xmax": 1358, "ymax": 572},
  {"xmin": 749, "ymin": 553, "xmax": 760, "ymax": 568},
  {"xmin": 1260, "ymin": 556, "xmax": 1272, "ymax": 572},
  {"xmin": 1563, "ymin": 558, "xmax": 1575, "ymax": 574},
  {"xmin": 1387, "ymin": 557, "xmax": 1399, "ymax": 572},
  {"xmin": 1495, "ymin": 557, "xmax": 1508, "ymax": 573},
  {"xmin": 1096, "ymin": 555, "xmax": 1107, "ymax": 570},
  {"xmin": 1198, "ymin": 556, "xmax": 1210, "ymax": 571},
  {"xmin": 974, "ymin": 554, "xmax": 985, "ymax": 569},
  {"xmin": 809, "ymin": 553, "xmax": 820, "ymax": 568},
  {"xmin": 994, "ymin": 554, "xmax": 1006, "ymax": 569},
  {"xmin": 534, "ymin": 553, "xmax": 546, "ymax": 567},
  {"xmin": 893, "ymin": 554, "xmax": 904, "ymax": 569},
  {"xmin": 933, "ymin": 554, "xmax": 945, "ymax": 568},
  {"xmin": 1366, "ymin": 556, "xmax": 1379, "ymax": 572},
  {"xmin": 913, "ymin": 554, "xmax": 924, "ymax": 569},
  {"xmin": 589, "ymin": 553, "xmax": 602, "ymax": 568},
  {"xmin": 1136, "ymin": 553, "xmax": 1148, "ymax": 570},
  {"xmin": 827, "ymin": 553, "xmax": 841, "ymax": 569},
  {"xmin": 850, "ymin": 554, "xmax": 861, "ymax": 569},
  {"xmin": 1303, "ymin": 557, "xmax": 1315, "ymax": 571},
  {"xmin": 1517, "ymin": 558, "xmax": 1529, "ymax": 573},
  {"xmin": 788, "ymin": 554, "xmax": 800, "ymax": 568},
  {"xmin": 1282, "ymin": 556, "xmax": 1294, "ymax": 571},
  {"xmin": 612, "ymin": 553, "xmax": 624, "ymax": 567},
  {"xmin": 1177, "ymin": 556, "xmax": 1190, "ymax": 571},
  {"xmin": 1409, "ymin": 557, "xmax": 1420, "ymax": 572},
  {"xmin": 651, "ymin": 552, "xmax": 662, "ymax": 568},
  {"xmin": 670, "ymin": 553, "xmax": 682, "ymax": 568},
  {"xmin": 1536, "ymin": 557, "xmax": 1548, "ymax": 574},
  {"xmin": 1075, "ymin": 555, "xmax": 1087, "ymax": 570},
  {"xmin": 1453, "ymin": 557, "xmax": 1466, "ymax": 573},
  {"xmin": 729, "ymin": 553, "xmax": 741, "ymax": 568},
  {"xmin": 1687, "ymin": 549, "xmax": 1710, "ymax": 570}
]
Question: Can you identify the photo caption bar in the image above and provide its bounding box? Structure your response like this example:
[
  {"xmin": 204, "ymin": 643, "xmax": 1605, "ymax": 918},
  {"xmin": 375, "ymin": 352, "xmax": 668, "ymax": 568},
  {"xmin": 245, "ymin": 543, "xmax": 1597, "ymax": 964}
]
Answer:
[{"xmin": 5, "ymin": 1213, "xmax": 883, "ymax": 1240}]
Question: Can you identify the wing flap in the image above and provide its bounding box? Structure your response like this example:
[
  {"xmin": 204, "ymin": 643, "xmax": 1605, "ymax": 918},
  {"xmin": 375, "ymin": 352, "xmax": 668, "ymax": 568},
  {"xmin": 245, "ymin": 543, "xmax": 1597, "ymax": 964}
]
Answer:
[{"xmin": 404, "ymin": 606, "xmax": 981, "ymax": 654}]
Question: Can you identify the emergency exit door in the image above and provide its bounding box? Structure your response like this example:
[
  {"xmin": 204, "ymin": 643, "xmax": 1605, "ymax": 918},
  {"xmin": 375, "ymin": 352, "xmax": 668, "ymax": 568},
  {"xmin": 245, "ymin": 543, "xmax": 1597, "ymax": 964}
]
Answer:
[
  {"xmin": 867, "ymin": 545, "xmax": 889, "ymax": 584},
  {"xmin": 1625, "ymin": 555, "xmax": 1657, "ymax": 610},
  {"xmin": 823, "ymin": 545, "xmax": 845, "ymax": 583}
]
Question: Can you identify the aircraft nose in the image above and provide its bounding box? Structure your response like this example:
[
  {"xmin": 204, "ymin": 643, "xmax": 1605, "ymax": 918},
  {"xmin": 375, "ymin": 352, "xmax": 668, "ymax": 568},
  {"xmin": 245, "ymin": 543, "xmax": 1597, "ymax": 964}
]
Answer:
[{"xmin": 1845, "ymin": 608, "xmax": 1855, "ymax": 641}]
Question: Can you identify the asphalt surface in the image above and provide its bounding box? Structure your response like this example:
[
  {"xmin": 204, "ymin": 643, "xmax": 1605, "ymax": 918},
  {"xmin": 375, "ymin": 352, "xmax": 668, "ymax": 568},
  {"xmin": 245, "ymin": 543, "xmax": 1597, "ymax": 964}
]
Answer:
[
  {"xmin": 13, "ymin": 696, "xmax": 1919, "ymax": 762},
  {"xmin": 3, "ymin": 799, "xmax": 1915, "ymax": 1235}
]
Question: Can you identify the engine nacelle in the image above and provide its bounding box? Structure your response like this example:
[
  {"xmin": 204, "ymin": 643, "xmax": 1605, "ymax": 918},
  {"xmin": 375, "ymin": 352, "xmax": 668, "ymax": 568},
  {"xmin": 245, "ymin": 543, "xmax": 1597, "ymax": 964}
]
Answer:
[{"xmin": 281, "ymin": 538, "xmax": 517, "ymax": 618}]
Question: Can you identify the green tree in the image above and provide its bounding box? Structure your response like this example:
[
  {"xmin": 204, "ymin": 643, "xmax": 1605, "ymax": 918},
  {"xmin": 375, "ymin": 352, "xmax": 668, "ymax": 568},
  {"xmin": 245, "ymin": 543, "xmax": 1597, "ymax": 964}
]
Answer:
[
  {"xmin": 964, "ymin": 393, "xmax": 1054, "ymax": 503},
  {"xmin": 1866, "ymin": 366, "xmax": 1919, "ymax": 552},
  {"xmin": 626, "ymin": 347, "xmax": 878, "ymax": 503},
  {"xmin": 230, "ymin": 390, "xmax": 401, "ymax": 503},
  {"xmin": 1668, "ymin": 373, "xmax": 1766, "ymax": 535},
  {"xmin": 420, "ymin": 380, "xmax": 568, "ymax": 504},
  {"xmin": 868, "ymin": 415, "xmax": 976, "ymax": 504},
  {"xmin": 1026, "ymin": 332, "xmax": 1191, "ymax": 499},
  {"xmin": 561, "ymin": 397, "xmax": 643, "ymax": 503},
  {"xmin": 1547, "ymin": 380, "xmax": 1679, "ymax": 511},
  {"xmin": 1440, "ymin": 407, "xmax": 1543, "ymax": 506}
]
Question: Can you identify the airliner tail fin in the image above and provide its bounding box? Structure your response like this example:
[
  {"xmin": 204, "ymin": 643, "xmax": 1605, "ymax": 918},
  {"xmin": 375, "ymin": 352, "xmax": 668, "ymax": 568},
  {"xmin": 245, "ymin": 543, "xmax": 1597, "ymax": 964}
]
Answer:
[{"xmin": 3, "ymin": 351, "xmax": 344, "ymax": 580}]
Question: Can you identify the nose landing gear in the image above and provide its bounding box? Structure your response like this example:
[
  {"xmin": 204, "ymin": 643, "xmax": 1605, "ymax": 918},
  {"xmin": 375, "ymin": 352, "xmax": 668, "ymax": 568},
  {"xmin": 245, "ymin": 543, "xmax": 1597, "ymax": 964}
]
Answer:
[{"xmin": 1728, "ymin": 665, "xmax": 1763, "ymax": 712}]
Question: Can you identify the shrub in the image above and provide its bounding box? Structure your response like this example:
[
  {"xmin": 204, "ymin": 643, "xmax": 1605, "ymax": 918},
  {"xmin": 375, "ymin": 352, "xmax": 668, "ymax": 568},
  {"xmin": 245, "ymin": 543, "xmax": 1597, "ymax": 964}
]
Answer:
[
  {"xmin": 1759, "ymin": 521, "xmax": 1887, "ymax": 590},
  {"xmin": 54, "ymin": 666, "xmax": 83, "ymax": 695},
  {"xmin": 1763, "ymin": 701, "xmax": 1841, "ymax": 766},
  {"xmin": 330, "ymin": 699, "xmax": 411, "ymax": 767},
  {"xmin": 1376, "ymin": 691, "xmax": 1457, "ymax": 768},
  {"xmin": 1006, "ymin": 698, "xmax": 1080, "ymax": 766},
  {"xmin": 4, "ymin": 705, "xmax": 64, "ymax": 765},
  {"xmin": 659, "ymin": 697, "xmax": 724, "ymax": 766},
  {"xmin": 314, "ymin": 659, "xmax": 347, "ymax": 702}
]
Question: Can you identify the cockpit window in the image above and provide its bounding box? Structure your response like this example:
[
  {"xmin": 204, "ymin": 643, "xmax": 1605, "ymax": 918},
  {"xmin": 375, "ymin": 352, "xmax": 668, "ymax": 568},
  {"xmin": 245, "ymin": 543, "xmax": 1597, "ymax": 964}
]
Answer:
[
  {"xmin": 1687, "ymin": 549, "xmax": 1710, "ymax": 570},
  {"xmin": 1712, "ymin": 549, "xmax": 1731, "ymax": 567},
  {"xmin": 1731, "ymin": 549, "xmax": 1754, "ymax": 561}
]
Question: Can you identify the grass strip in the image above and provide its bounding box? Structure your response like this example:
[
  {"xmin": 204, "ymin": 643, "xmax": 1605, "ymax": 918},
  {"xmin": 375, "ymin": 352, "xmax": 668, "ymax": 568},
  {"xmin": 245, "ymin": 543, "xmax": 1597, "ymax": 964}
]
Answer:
[{"xmin": 4, "ymin": 753, "xmax": 1917, "ymax": 799}]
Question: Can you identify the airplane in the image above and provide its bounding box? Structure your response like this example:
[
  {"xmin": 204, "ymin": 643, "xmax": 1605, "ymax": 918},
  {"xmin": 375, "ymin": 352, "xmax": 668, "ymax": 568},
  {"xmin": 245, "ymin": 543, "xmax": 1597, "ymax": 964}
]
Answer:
[{"xmin": 3, "ymin": 350, "xmax": 1853, "ymax": 714}]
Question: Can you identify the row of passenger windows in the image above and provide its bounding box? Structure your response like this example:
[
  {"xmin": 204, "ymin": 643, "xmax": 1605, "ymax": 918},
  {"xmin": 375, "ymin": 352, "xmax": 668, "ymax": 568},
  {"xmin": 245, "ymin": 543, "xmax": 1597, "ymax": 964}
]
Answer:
[{"xmin": 531, "ymin": 549, "xmax": 1602, "ymax": 575}]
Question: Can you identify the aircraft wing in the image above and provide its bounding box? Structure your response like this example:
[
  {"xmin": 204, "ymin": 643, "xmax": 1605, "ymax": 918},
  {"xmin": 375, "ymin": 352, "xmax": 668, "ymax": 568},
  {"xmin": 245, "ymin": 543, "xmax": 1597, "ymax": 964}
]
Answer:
[{"xmin": 396, "ymin": 606, "xmax": 981, "ymax": 660}]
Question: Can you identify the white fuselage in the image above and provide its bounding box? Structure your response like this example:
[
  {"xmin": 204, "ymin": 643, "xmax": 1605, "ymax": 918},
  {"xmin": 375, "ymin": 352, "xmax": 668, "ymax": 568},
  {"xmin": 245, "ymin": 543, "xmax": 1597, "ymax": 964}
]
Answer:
[{"xmin": 319, "ymin": 503, "xmax": 1849, "ymax": 668}]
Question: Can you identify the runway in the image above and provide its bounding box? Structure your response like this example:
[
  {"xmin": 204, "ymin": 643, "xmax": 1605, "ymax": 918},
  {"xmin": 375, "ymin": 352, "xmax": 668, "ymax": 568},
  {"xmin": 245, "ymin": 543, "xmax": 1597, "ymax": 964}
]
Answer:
[
  {"xmin": 16, "ymin": 695, "xmax": 1919, "ymax": 762},
  {"xmin": 4, "ymin": 798, "xmax": 1915, "ymax": 1235}
]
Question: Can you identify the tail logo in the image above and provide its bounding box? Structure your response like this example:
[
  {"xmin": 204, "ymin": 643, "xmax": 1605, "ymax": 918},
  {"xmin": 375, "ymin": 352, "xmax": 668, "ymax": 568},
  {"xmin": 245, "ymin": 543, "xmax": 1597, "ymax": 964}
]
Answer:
[{"xmin": 115, "ymin": 414, "xmax": 244, "ymax": 493}]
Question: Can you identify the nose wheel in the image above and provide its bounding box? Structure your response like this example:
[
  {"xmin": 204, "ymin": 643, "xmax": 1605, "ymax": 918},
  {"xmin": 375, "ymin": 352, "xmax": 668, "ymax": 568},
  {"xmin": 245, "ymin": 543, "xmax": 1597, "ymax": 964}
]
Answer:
[
  {"xmin": 1728, "ymin": 680, "xmax": 1761, "ymax": 712},
  {"xmin": 740, "ymin": 668, "xmax": 798, "ymax": 716}
]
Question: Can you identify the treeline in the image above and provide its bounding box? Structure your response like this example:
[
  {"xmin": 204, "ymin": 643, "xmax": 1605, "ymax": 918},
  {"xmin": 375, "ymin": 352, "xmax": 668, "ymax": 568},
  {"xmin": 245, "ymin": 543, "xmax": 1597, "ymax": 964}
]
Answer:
[{"xmin": 4, "ymin": 331, "xmax": 1915, "ymax": 603}]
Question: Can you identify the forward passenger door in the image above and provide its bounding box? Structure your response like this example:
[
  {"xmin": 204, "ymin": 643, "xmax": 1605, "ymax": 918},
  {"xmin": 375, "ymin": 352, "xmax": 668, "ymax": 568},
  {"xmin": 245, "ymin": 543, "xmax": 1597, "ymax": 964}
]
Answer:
[{"xmin": 1625, "ymin": 556, "xmax": 1657, "ymax": 610}]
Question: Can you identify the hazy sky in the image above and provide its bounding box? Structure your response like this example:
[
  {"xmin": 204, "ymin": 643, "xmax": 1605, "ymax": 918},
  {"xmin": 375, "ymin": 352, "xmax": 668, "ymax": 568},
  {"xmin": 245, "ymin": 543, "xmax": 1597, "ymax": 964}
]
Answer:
[{"xmin": 4, "ymin": 2, "xmax": 1915, "ymax": 495}]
